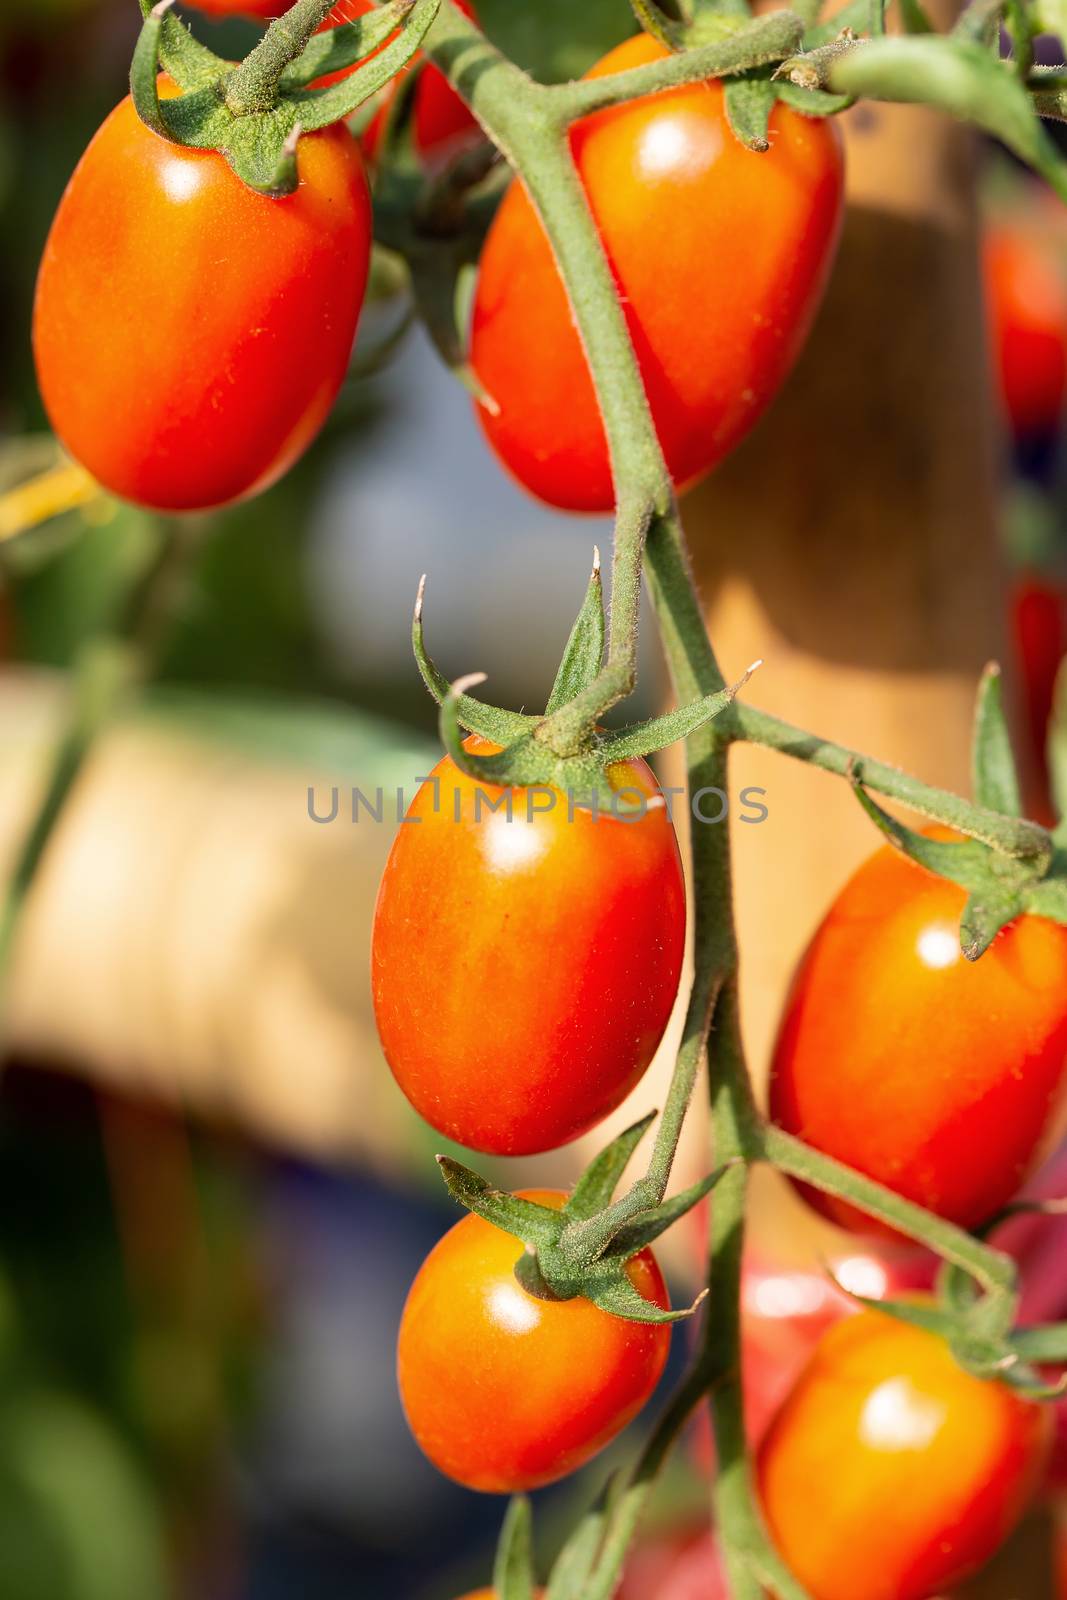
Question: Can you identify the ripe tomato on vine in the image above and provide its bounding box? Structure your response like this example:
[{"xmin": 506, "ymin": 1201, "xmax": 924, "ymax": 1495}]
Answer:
[
  {"xmin": 372, "ymin": 735, "xmax": 686, "ymax": 1155},
  {"xmin": 397, "ymin": 1191, "xmax": 671, "ymax": 1491},
  {"xmin": 33, "ymin": 80, "xmax": 371, "ymax": 512},
  {"xmin": 469, "ymin": 33, "xmax": 845, "ymax": 512},
  {"xmin": 758, "ymin": 1309, "xmax": 1051, "ymax": 1600},
  {"xmin": 769, "ymin": 833, "xmax": 1067, "ymax": 1232}
]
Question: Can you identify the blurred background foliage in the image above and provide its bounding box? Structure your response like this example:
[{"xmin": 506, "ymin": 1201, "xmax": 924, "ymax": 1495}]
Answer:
[{"xmin": 2, "ymin": 2, "xmax": 1067, "ymax": 1597}]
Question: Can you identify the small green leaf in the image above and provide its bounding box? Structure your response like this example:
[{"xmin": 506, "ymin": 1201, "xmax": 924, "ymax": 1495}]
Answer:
[
  {"xmin": 972, "ymin": 662, "xmax": 1022, "ymax": 818},
  {"xmin": 600, "ymin": 661, "xmax": 757, "ymax": 762},
  {"xmin": 582, "ymin": 1263, "xmax": 704, "ymax": 1324},
  {"xmin": 412, "ymin": 577, "xmax": 535, "ymax": 744},
  {"xmin": 1011, "ymin": 1321, "xmax": 1067, "ymax": 1364},
  {"xmin": 607, "ymin": 1166, "xmax": 733, "ymax": 1255},
  {"xmin": 830, "ymin": 37, "xmax": 1067, "ymax": 204},
  {"xmin": 493, "ymin": 1497, "xmax": 537, "ymax": 1600},
  {"xmin": 564, "ymin": 1111, "xmax": 657, "ymax": 1223},
  {"xmin": 545, "ymin": 552, "xmax": 607, "ymax": 716},
  {"xmin": 1021, "ymin": 860, "xmax": 1067, "ymax": 924},
  {"xmin": 724, "ymin": 73, "xmax": 776, "ymax": 150},
  {"xmin": 545, "ymin": 1483, "xmax": 614, "ymax": 1600}
]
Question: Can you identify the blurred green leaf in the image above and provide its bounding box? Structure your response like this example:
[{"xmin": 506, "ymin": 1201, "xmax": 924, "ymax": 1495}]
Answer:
[{"xmin": 476, "ymin": 0, "xmax": 637, "ymax": 83}]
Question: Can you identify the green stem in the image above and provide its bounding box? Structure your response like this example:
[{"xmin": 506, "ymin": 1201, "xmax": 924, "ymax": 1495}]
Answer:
[
  {"xmin": 760, "ymin": 1126, "xmax": 1017, "ymax": 1300},
  {"xmin": 225, "ymin": 0, "xmax": 339, "ymax": 114},
  {"xmin": 733, "ymin": 702, "xmax": 1051, "ymax": 862}
]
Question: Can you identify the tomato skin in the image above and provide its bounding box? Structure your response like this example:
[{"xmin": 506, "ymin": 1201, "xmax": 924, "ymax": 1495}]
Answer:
[
  {"xmin": 985, "ymin": 221, "xmax": 1067, "ymax": 441},
  {"xmin": 469, "ymin": 33, "xmax": 844, "ymax": 513},
  {"xmin": 757, "ymin": 1310, "xmax": 1050, "ymax": 1600},
  {"xmin": 397, "ymin": 1191, "xmax": 671, "ymax": 1492},
  {"xmin": 33, "ymin": 84, "xmax": 371, "ymax": 512},
  {"xmin": 371, "ymin": 737, "xmax": 686, "ymax": 1155},
  {"xmin": 768, "ymin": 837, "xmax": 1067, "ymax": 1233}
]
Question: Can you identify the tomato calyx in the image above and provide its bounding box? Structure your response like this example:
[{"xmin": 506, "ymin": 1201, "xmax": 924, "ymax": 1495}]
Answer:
[
  {"xmin": 436, "ymin": 1116, "xmax": 724, "ymax": 1322},
  {"xmin": 845, "ymin": 660, "xmax": 1067, "ymax": 958},
  {"xmin": 130, "ymin": 0, "xmax": 440, "ymax": 195},
  {"xmin": 414, "ymin": 564, "xmax": 755, "ymax": 807}
]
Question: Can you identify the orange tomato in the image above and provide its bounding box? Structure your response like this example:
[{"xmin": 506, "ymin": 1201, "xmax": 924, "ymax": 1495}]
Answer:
[
  {"xmin": 372, "ymin": 737, "xmax": 685, "ymax": 1155},
  {"xmin": 398, "ymin": 1191, "xmax": 671, "ymax": 1491},
  {"xmin": 768, "ymin": 836, "xmax": 1067, "ymax": 1232},
  {"xmin": 469, "ymin": 33, "xmax": 844, "ymax": 512},
  {"xmin": 758, "ymin": 1310, "xmax": 1051, "ymax": 1600},
  {"xmin": 33, "ymin": 80, "xmax": 370, "ymax": 511}
]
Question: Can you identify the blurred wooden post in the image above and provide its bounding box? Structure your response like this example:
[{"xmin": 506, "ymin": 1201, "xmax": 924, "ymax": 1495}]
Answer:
[{"xmin": 680, "ymin": 103, "xmax": 1011, "ymax": 1245}]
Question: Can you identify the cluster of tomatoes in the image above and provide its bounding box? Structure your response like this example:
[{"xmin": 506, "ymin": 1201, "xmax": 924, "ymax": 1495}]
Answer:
[{"xmin": 30, "ymin": 4, "xmax": 1067, "ymax": 1597}]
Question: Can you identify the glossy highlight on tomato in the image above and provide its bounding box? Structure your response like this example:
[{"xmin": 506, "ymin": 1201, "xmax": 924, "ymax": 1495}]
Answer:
[
  {"xmin": 469, "ymin": 33, "xmax": 845, "ymax": 513},
  {"xmin": 33, "ymin": 81, "xmax": 371, "ymax": 512},
  {"xmin": 757, "ymin": 1309, "xmax": 1050, "ymax": 1600},
  {"xmin": 398, "ymin": 1191, "xmax": 671, "ymax": 1492},
  {"xmin": 371, "ymin": 736, "xmax": 686, "ymax": 1155},
  {"xmin": 769, "ymin": 835, "xmax": 1067, "ymax": 1233}
]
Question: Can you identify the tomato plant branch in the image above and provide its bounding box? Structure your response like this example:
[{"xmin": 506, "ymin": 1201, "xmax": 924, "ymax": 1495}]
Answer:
[
  {"xmin": 732, "ymin": 701, "xmax": 1051, "ymax": 862},
  {"xmin": 0, "ymin": 518, "xmax": 198, "ymax": 1031},
  {"xmin": 760, "ymin": 1126, "xmax": 1018, "ymax": 1301},
  {"xmin": 224, "ymin": 0, "xmax": 342, "ymax": 113}
]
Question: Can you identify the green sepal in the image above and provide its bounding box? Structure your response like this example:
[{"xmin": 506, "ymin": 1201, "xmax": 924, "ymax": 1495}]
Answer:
[
  {"xmin": 564, "ymin": 1111, "xmax": 657, "ymax": 1223},
  {"xmin": 545, "ymin": 1481, "xmax": 616, "ymax": 1600},
  {"xmin": 829, "ymin": 37, "xmax": 1067, "ymax": 202},
  {"xmin": 137, "ymin": 0, "xmax": 226, "ymax": 91},
  {"xmin": 629, "ymin": 0, "xmax": 688, "ymax": 51},
  {"xmin": 972, "ymin": 662, "xmax": 1022, "ymax": 818},
  {"xmin": 412, "ymin": 577, "xmax": 535, "ymax": 744},
  {"xmin": 724, "ymin": 72, "xmax": 777, "ymax": 150},
  {"xmin": 606, "ymin": 1166, "xmax": 733, "ymax": 1255},
  {"xmin": 959, "ymin": 890, "xmax": 1020, "ymax": 960},
  {"xmin": 581, "ymin": 1262, "xmax": 705, "ymax": 1325},
  {"xmin": 436, "ymin": 1157, "xmax": 561, "ymax": 1251},
  {"xmin": 545, "ymin": 551, "xmax": 606, "ymax": 717},
  {"xmin": 995, "ymin": 1362, "xmax": 1067, "ymax": 1400},
  {"xmin": 776, "ymin": 81, "xmax": 853, "ymax": 115},
  {"xmin": 1011, "ymin": 1322, "xmax": 1067, "ymax": 1366},
  {"xmin": 493, "ymin": 1497, "xmax": 537, "ymax": 1600},
  {"xmin": 278, "ymin": 0, "xmax": 414, "ymax": 89},
  {"xmin": 599, "ymin": 661, "xmax": 758, "ymax": 763},
  {"xmin": 130, "ymin": 4, "xmax": 179, "ymax": 144},
  {"xmin": 848, "ymin": 772, "xmax": 1000, "ymax": 888},
  {"xmin": 288, "ymin": 0, "xmax": 441, "ymax": 131}
]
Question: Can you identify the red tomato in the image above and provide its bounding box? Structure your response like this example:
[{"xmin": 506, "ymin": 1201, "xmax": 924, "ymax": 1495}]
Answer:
[
  {"xmin": 618, "ymin": 1529, "xmax": 728, "ymax": 1600},
  {"xmin": 758, "ymin": 1309, "xmax": 1051, "ymax": 1600},
  {"xmin": 768, "ymin": 836, "xmax": 1067, "ymax": 1233},
  {"xmin": 457, "ymin": 1592, "xmax": 545, "ymax": 1599},
  {"xmin": 469, "ymin": 33, "xmax": 844, "ymax": 513},
  {"xmin": 371, "ymin": 736, "xmax": 686, "ymax": 1155},
  {"xmin": 985, "ymin": 219, "xmax": 1067, "ymax": 441},
  {"xmin": 1011, "ymin": 572, "xmax": 1067, "ymax": 822},
  {"xmin": 33, "ymin": 80, "xmax": 370, "ymax": 512},
  {"xmin": 397, "ymin": 1190, "xmax": 671, "ymax": 1491}
]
